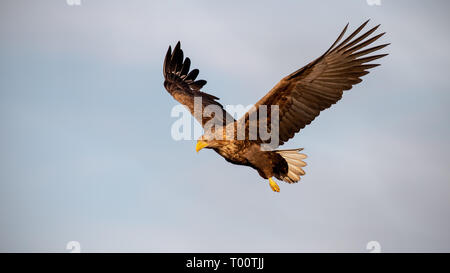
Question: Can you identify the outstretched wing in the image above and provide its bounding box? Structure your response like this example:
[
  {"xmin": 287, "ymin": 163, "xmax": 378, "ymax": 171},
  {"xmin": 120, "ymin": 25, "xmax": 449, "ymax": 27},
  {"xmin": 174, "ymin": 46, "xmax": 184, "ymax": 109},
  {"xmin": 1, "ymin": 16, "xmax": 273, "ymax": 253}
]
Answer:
[
  {"xmin": 239, "ymin": 20, "xmax": 389, "ymax": 147},
  {"xmin": 163, "ymin": 42, "xmax": 235, "ymax": 127}
]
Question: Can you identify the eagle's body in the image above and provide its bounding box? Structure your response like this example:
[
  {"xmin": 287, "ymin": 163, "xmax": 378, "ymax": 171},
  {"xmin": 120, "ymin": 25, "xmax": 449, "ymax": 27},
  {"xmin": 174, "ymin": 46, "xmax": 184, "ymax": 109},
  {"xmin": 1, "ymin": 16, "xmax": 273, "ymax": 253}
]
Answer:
[
  {"xmin": 213, "ymin": 140, "xmax": 288, "ymax": 179},
  {"xmin": 162, "ymin": 20, "xmax": 388, "ymax": 192},
  {"xmin": 213, "ymin": 140, "xmax": 251, "ymax": 165}
]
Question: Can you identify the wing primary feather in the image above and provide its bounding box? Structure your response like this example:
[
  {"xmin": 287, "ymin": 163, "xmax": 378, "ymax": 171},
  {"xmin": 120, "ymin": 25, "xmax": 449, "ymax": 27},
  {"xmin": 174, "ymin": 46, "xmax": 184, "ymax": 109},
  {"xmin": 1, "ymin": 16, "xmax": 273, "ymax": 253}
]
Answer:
[
  {"xmin": 185, "ymin": 69, "xmax": 199, "ymax": 81},
  {"xmin": 351, "ymin": 54, "xmax": 389, "ymax": 65},
  {"xmin": 175, "ymin": 51, "xmax": 184, "ymax": 74},
  {"xmin": 344, "ymin": 33, "xmax": 386, "ymax": 56},
  {"xmin": 349, "ymin": 43, "xmax": 390, "ymax": 59},
  {"xmin": 163, "ymin": 45, "xmax": 172, "ymax": 77},
  {"xmin": 190, "ymin": 80, "xmax": 207, "ymax": 90},
  {"xmin": 324, "ymin": 22, "xmax": 349, "ymax": 54},
  {"xmin": 338, "ymin": 24, "xmax": 381, "ymax": 53},
  {"xmin": 172, "ymin": 43, "xmax": 183, "ymax": 74},
  {"xmin": 180, "ymin": 57, "xmax": 191, "ymax": 76},
  {"xmin": 334, "ymin": 19, "xmax": 371, "ymax": 51}
]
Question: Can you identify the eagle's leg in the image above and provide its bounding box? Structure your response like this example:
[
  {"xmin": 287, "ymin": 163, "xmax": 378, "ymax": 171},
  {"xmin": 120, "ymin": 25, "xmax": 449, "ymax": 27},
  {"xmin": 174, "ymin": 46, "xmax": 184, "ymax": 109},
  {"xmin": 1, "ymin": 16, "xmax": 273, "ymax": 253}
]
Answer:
[{"xmin": 268, "ymin": 177, "xmax": 280, "ymax": 192}]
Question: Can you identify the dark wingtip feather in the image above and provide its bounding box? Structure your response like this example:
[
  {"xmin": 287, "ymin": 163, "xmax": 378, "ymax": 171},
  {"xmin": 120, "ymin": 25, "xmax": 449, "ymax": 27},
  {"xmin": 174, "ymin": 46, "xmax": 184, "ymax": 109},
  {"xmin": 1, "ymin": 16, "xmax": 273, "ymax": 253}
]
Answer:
[
  {"xmin": 343, "ymin": 22, "xmax": 349, "ymax": 31},
  {"xmin": 190, "ymin": 80, "xmax": 207, "ymax": 90},
  {"xmin": 356, "ymin": 53, "xmax": 389, "ymax": 64},
  {"xmin": 338, "ymin": 24, "xmax": 382, "ymax": 53},
  {"xmin": 180, "ymin": 57, "xmax": 191, "ymax": 77},
  {"xmin": 171, "ymin": 42, "xmax": 181, "ymax": 63},
  {"xmin": 163, "ymin": 45, "xmax": 172, "ymax": 77},
  {"xmin": 325, "ymin": 22, "xmax": 349, "ymax": 54},
  {"xmin": 174, "ymin": 41, "xmax": 181, "ymax": 52},
  {"xmin": 185, "ymin": 69, "xmax": 199, "ymax": 82},
  {"xmin": 344, "ymin": 32, "xmax": 387, "ymax": 56},
  {"xmin": 333, "ymin": 20, "xmax": 374, "ymax": 52},
  {"xmin": 170, "ymin": 42, "xmax": 184, "ymax": 73}
]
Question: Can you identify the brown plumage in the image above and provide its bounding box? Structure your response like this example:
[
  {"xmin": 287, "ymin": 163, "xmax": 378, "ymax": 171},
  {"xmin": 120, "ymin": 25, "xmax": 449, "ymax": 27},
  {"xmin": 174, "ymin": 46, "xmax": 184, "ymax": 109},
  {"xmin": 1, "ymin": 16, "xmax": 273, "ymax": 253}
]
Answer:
[{"xmin": 162, "ymin": 20, "xmax": 389, "ymax": 192}]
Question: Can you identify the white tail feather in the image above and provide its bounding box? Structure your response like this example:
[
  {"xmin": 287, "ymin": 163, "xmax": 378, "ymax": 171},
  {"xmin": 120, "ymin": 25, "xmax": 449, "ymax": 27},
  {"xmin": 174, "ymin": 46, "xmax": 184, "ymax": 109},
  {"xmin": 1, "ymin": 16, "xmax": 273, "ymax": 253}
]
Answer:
[{"xmin": 275, "ymin": 148, "xmax": 307, "ymax": 183}]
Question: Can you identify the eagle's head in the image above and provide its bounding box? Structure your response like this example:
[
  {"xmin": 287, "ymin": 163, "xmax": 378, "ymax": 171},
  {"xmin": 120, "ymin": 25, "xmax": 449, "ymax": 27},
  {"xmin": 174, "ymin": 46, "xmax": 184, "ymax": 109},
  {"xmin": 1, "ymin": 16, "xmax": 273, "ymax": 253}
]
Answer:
[{"xmin": 195, "ymin": 134, "xmax": 227, "ymax": 152}]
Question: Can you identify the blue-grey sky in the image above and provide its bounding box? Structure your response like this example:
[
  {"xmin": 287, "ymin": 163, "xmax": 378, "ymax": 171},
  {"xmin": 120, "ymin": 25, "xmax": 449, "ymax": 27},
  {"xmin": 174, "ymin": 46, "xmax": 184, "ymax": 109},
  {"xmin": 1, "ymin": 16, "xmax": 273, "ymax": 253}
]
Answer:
[{"xmin": 1, "ymin": 0, "xmax": 449, "ymax": 252}]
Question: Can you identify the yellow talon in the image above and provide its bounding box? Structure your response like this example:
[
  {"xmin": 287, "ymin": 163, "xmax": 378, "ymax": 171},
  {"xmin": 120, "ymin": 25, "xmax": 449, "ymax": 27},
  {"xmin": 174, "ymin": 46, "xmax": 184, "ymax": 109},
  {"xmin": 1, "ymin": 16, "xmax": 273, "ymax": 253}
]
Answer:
[{"xmin": 269, "ymin": 177, "xmax": 280, "ymax": 192}]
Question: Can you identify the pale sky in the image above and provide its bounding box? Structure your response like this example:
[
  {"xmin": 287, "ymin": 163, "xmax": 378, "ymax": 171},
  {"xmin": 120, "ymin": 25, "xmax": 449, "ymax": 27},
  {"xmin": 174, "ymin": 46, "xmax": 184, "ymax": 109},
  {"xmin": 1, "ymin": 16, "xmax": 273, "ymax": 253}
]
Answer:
[{"xmin": 1, "ymin": 0, "xmax": 449, "ymax": 252}]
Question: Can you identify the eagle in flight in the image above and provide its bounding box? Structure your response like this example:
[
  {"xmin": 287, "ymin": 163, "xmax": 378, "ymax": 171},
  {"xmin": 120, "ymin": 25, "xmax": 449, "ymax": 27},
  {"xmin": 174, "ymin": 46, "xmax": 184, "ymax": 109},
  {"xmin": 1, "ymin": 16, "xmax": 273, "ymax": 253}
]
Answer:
[{"xmin": 163, "ymin": 20, "xmax": 388, "ymax": 192}]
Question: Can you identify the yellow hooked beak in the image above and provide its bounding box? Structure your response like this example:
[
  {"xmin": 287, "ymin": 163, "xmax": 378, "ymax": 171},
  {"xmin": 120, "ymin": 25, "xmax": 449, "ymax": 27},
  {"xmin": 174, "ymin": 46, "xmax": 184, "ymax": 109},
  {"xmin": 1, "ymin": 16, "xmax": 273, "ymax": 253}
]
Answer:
[{"xmin": 196, "ymin": 140, "xmax": 209, "ymax": 152}]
